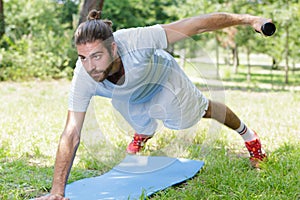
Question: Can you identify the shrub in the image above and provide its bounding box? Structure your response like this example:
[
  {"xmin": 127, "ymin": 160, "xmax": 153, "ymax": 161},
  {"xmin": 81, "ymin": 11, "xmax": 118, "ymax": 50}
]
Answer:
[{"xmin": 0, "ymin": 0, "xmax": 78, "ymax": 81}]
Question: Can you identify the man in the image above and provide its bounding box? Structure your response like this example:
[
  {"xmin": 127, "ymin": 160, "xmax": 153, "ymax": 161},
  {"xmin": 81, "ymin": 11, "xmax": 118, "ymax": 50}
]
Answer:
[{"xmin": 36, "ymin": 10, "xmax": 269, "ymax": 200}]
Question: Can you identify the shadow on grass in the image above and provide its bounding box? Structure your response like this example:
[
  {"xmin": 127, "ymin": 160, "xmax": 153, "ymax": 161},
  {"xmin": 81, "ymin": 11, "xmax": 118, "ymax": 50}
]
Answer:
[
  {"xmin": 194, "ymin": 70, "xmax": 300, "ymax": 92},
  {"xmin": 224, "ymin": 72, "xmax": 300, "ymax": 85},
  {"xmin": 194, "ymin": 82, "xmax": 289, "ymax": 93},
  {"xmin": 192, "ymin": 63, "xmax": 300, "ymax": 92}
]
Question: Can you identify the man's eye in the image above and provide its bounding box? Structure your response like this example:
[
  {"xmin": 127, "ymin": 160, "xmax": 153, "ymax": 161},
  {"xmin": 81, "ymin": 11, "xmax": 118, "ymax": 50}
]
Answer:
[
  {"xmin": 94, "ymin": 55, "xmax": 101, "ymax": 60},
  {"xmin": 79, "ymin": 56, "xmax": 86, "ymax": 62}
]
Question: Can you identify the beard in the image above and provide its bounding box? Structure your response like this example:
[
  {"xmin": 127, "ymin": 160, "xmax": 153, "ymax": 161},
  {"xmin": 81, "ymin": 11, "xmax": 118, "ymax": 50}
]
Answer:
[
  {"xmin": 89, "ymin": 53, "xmax": 114, "ymax": 82},
  {"xmin": 89, "ymin": 64, "xmax": 112, "ymax": 82}
]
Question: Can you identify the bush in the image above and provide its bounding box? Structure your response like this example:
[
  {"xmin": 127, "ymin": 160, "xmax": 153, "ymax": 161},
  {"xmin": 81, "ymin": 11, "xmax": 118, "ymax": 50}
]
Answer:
[{"xmin": 0, "ymin": 0, "xmax": 78, "ymax": 81}]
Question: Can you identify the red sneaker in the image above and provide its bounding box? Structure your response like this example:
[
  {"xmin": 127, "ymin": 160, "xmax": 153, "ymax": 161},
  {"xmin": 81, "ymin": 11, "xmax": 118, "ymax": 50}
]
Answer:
[
  {"xmin": 245, "ymin": 132, "xmax": 267, "ymax": 168},
  {"xmin": 126, "ymin": 133, "xmax": 152, "ymax": 154}
]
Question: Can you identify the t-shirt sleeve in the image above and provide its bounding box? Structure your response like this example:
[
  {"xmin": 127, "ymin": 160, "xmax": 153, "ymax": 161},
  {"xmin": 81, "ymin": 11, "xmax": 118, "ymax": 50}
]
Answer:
[
  {"xmin": 68, "ymin": 59, "xmax": 96, "ymax": 112},
  {"xmin": 113, "ymin": 24, "xmax": 168, "ymax": 53}
]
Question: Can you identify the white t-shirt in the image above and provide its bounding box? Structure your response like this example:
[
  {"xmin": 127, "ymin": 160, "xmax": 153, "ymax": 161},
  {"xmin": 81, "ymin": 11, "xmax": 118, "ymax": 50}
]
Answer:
[{"xmin": 68, "ymin": 25, "xmax": 208, "ymax": 134}]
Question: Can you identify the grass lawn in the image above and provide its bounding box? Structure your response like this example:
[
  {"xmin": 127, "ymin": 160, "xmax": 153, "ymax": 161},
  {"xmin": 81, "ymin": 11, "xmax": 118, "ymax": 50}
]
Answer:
[{"xmin": 0, "ymin": 64, "xmax": 300, "ymax": 200}]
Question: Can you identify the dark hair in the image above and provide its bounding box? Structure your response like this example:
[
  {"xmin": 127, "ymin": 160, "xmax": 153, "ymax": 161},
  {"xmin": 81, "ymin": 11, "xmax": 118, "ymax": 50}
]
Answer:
[{"xmin": 74, "ymin": 9, "xmax": 114, "ymax": 48}]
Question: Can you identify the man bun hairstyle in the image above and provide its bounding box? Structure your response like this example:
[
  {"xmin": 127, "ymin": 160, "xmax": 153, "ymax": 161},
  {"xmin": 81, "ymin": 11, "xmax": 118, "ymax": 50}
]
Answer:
[
  {"xmin": 74, "ymin": 9, "xmax": 114, "ymax": 48},
  {"xmin": 88, "ymin": 9, "xmax": 101, "ymax": 20}
]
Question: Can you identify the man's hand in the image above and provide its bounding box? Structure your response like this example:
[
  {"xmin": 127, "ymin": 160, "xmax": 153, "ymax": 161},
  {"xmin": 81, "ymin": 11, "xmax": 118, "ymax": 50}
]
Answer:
[
  {"xmin": 35, "ymin": 194, "xmax": 69, "ymax": 200},
  {"xmin": 249, "ymin": 15, "xmax": 272, "ymax": 34}
]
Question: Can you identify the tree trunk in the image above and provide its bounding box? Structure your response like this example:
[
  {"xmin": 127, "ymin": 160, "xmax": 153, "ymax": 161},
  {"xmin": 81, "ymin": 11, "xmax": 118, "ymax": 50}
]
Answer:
[
  {"xmin": 0, "ymin": 0, "xmax": 4, "ymax": 38},
  {"xmin": 233, "ymin": 46, "xmax": 239, "ymax": 74},
  {"xmin": 246, "ymin": 46, "xmax": 251, "ymax": 82},
  {"xmin": 215, "ymin": 34, "xmax": 220, "ymax": 79},
  {"xmin": 284, "ymin": 0, "xmax": 289, "ymax": 84},
  {"xmin": 78, "ymin": 0, "xmax": 105, "ymax": 24},
  {"xmin": 272, "ymin": 57, "xmax": 278, "ymax": 69},
  {"xmin": 292, "ymin": 60, "xmax": 295, "ymax": 74},
  {"xmin": 285, "ymin": 24, "xmax": 289, "ymax": 84}
]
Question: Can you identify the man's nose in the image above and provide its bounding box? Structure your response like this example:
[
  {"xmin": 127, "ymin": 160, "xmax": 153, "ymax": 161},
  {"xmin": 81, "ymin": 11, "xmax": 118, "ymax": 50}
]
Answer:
[{"xmin": 87, "ymin": 59, "xmax": 96, "ymax": 71}]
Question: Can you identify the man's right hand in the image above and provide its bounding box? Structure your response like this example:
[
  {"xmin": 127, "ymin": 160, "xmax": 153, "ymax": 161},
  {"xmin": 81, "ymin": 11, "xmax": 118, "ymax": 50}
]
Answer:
[
  {"xmin": 37, "ymin": 111, "xmax": 85, "ymax": 200},
  {"xmin": 35, "ymin": 194, "xmax": 70, "ymax": 200}
]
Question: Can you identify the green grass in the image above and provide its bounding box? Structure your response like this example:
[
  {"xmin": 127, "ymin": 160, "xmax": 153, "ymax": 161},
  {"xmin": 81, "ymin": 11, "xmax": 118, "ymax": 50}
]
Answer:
[{"xmin": 1, "ymin": 64, "xmax": 300, "ymax": 199}]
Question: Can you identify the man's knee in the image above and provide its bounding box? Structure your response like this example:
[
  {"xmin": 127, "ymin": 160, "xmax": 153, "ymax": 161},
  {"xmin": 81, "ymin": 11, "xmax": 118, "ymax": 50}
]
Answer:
[
  {"xmin": 203, "ymin": 100, "xmax": 227, "ymax": 119},
  {"xmin": 203, "ymin": 100, "xmax": 212, "ymax": 118}
]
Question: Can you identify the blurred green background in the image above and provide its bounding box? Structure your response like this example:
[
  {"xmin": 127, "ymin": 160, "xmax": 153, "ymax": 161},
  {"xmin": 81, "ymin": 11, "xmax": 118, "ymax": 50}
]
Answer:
[{"xmin": 0, "ymin": 0, "xmax": 299, "ymax": 84}]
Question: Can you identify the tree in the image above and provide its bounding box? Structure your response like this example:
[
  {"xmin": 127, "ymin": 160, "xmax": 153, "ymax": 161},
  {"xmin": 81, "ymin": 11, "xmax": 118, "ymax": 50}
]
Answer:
[
  {"xmin": 0, "ymin": 0, "xmax": 4, "ymax": 38},
  {"xmin": 233, "ymin": 1, "xmax": 264, "ymax": 80},
  {"xmin": 267, "ymin": 0, "xmax": 299, "ymax": 84},
  {"xmin": 58, "ymin": 0, "xmax": 79, "ymax": 29},
  {"xmin": 102, "ymin": 0, "xmax": 181, "ymax": 30},
  {"xmin": 78, "ymin": 0, "xmax": 104, "ymax": 24},
  {"xmin": 217, "ymin": 27, "xmax": 238, "ymax": 72},
  {"xmin": 290, "ymin": 2, "xmax": 300, "ymax": 73}
]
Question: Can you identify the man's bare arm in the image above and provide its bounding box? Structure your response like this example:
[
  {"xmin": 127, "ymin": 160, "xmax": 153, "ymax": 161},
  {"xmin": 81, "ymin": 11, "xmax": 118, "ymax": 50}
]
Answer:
[
  {"xmin": 162, "ymin": 12, "xmax": 272, "ymax": 44},
  {"xmin": 35, "ymin": 111, "xmax": 86, "ymax": 200}
]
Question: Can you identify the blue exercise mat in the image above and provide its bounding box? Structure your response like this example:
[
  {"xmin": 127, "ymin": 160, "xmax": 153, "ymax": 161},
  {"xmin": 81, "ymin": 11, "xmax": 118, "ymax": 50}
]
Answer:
[{"xmin": 63, "ymin": 155, "xmax": 204, "ymax": 200}]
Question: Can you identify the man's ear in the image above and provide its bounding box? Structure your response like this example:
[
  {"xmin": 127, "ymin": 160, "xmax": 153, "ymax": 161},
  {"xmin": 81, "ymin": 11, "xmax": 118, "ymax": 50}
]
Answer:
[{"xmin": 111, "ymin": 42, "xmax": 118, "ymax": 58}]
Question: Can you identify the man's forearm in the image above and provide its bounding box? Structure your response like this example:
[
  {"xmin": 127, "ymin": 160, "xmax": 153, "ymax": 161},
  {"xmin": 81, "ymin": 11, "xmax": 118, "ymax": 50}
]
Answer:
[
  {"xmin": 162, "ymin": 12, "xmax": 271, "ymax": 44},
  {"xmin": 50, "ymin": 134, "xmax": 80, "ymax": 197},
  {"xmin": 190, "ymin": 13, "xmax": 256, "ymax": 33}
]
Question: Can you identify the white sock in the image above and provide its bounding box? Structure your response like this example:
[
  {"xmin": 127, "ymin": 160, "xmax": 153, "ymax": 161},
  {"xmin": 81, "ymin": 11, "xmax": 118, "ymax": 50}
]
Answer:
[{"xmin": 235, "ymin": 121, "xmax": 256, "ymax": 142}]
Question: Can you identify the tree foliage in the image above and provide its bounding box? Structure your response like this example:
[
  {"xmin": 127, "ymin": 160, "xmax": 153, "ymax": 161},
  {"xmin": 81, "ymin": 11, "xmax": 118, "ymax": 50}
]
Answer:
[
  {"xmin": 102, "ymin": 0, "xmax": 181, "ymax": 30},
  {"xmin": 0, "ymin": 0, "xmax": 299, "ymax": 82},
  {"xmin": 0, "ymin": 0, "xmax": 78, "ymax": 80},
  {"xmin": 0, "ymin": 0, "xmax": 4, "ymax": 38}
]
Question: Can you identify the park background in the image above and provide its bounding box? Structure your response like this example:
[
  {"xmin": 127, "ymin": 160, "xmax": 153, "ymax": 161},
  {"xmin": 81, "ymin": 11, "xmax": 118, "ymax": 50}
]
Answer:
[{"xmin": 0, "ymin": 0, "xmax": 300, "ymax": 199}]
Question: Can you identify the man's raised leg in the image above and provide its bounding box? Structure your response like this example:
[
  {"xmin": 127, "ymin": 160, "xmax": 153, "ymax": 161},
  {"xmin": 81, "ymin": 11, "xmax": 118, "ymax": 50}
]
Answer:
[{"xmin": 203, "ymin": 100, "xmax": 267, "ymax": 168}]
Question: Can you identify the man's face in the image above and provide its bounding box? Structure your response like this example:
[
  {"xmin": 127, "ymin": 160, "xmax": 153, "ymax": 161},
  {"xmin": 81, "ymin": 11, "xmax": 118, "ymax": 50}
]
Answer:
[{"xmin": 77, "ymin": 40, "xmax": 116, "ymax": 82}]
